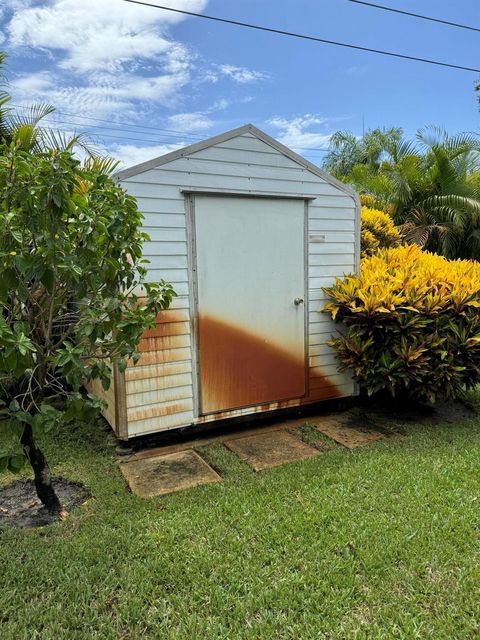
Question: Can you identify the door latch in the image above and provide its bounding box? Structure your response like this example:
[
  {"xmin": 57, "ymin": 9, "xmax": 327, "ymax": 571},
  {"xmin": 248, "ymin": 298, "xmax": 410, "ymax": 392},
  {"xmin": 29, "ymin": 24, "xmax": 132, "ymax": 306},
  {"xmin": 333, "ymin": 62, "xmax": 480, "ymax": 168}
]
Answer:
[{"xmin": 294, "ymin": 297, "xmax": 304, "ymax": 306}]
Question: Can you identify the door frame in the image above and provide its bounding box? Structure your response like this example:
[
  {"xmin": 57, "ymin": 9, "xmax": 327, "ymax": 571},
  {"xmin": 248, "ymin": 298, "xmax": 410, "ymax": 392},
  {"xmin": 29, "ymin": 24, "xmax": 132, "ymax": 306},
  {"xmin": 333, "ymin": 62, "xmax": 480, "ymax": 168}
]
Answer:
[{"xmin": 185, "ymin": 190, "xmax": 311, "ymax": 418}]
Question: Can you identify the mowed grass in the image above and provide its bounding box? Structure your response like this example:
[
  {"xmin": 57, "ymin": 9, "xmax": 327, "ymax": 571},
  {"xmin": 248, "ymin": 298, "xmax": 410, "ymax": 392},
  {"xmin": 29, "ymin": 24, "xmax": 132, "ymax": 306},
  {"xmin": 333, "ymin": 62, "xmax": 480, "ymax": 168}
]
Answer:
[{"xmin": 1, "ymin": 396, "xmax": 480, "ymax": 639}]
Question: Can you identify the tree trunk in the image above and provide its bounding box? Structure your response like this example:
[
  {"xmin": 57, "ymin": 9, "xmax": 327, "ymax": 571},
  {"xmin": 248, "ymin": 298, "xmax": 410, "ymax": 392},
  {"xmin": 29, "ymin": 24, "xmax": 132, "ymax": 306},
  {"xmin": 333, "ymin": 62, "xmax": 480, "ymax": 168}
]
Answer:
[{"xmin": 21, "ymin": 424, "xmax": 62, "ymax": 514}]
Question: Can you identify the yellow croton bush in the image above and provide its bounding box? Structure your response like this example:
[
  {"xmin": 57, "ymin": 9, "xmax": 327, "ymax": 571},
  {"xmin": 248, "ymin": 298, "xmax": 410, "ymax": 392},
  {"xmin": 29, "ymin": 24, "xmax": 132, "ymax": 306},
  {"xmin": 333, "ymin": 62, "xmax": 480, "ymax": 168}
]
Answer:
[
  {"xmin": 324, "ymin": 245, "xmax": 480, "ymax": 402},
  {"xmin": 360, "ymin": 206, "xmax": 401, "ymax": 258}
]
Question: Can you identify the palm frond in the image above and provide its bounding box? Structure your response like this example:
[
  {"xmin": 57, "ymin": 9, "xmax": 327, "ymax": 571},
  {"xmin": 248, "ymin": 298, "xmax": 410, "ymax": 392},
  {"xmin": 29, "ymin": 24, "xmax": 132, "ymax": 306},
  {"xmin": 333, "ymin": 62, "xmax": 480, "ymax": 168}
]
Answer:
[
  {"xmin": 84, "ymin": 155, "xmax": 121, "ymax": 175},
  {"xmin": 9, "ymin": 103, "xmax": 55, "ymax": 128},
  {"xmin": 37, "ymin": 128, "xmax": 99, "ymax": 156}
]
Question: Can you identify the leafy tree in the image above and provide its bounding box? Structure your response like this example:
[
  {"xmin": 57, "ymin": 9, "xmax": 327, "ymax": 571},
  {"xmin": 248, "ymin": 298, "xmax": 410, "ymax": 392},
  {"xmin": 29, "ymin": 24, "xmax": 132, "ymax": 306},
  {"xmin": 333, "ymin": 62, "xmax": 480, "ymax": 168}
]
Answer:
[{"xmin": 0, "ymin": 143, "xmax": 174, "ymax": 514}]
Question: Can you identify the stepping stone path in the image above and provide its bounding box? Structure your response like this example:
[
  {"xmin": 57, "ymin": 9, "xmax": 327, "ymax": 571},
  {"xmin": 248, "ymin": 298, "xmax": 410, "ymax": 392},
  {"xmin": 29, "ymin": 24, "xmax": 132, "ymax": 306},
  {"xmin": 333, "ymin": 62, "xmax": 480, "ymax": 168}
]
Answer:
[
  {"xmin": 313, "ymin": 418, "xmax": 384, "ymax": 449},
  {"xmin": 224, "ymin": 429, "xmax": 319, "ymax": 471},
  {"xmin": 119, "ymin": 415, "xmax": 386, "ymax": 497},
  {"xmin": 120, "ymin": 450, "xmax": 221, "ymax": 498}
]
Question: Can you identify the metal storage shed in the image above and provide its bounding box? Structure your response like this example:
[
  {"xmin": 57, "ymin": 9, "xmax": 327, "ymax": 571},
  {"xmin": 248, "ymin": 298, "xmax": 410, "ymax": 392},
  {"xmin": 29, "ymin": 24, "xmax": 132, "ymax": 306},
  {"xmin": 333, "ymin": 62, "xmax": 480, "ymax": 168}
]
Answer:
[{"xmin": 89, "ymin": 124, "xmax": 360, "ymax": 439}]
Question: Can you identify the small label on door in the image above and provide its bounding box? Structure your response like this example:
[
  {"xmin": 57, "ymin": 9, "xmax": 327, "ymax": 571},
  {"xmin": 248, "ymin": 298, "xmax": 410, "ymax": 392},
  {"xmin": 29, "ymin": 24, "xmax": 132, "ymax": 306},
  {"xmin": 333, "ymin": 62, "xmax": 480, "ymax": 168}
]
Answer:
[{"xmin": 309, "ymin": 234, "xmax": 326, "ymax": 242}]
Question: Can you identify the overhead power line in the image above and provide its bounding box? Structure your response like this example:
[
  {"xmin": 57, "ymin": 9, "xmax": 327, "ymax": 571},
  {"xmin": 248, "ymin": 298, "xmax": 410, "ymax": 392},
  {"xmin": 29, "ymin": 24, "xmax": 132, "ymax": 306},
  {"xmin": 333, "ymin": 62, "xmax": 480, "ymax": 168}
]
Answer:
[
  {"xmin": 10, "ymin": 103, "xmax": 205, "ymax": 139},
  {"xmin": 39, "ymin": 117, "xmax": 203, "ymax": 143},
  {"xmin": 11, "ymin": 104, "xmax": 330, "ymax": 153},
  {"xmin": 121, "ymin": 0, "xmax": 480, "ymax": 73},
  {"xmin": 35, "ymin": 125, "xmax": 330, "ymax": 155},
  {"xmin": 9, "ymin": 102, "xmax": 328, "ymax": 153},
  {"xmin": 38, "ymin": 125, "xmax": 187, "ymax": 146},
  {"xmin": 346, "ymin": 0, "xmax": 480, "ymax": 34}
]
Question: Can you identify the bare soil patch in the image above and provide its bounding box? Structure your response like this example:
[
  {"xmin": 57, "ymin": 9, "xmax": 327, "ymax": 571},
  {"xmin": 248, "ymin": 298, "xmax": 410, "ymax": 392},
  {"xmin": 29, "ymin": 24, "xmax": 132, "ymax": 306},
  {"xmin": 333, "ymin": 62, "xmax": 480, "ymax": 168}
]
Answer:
[{"xmin": 0, "ymin": 477, "xmax": 90, "ymax": 529}]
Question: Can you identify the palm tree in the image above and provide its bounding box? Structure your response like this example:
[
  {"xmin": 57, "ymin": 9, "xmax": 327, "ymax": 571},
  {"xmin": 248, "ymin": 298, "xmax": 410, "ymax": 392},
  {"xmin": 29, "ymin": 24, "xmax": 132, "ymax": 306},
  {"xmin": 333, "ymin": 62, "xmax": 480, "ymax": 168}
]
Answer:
[
  {"xmin": 323, "ymin": 127, "xmax": 403, "ymax": 178},
  {"xmin": 0, "ymin": 52, "xmax": 95, "ymax": 156},
  {"xmin": 327, "ymin": 124, "xmax": 480, "ymax": 260},
  {"xmin": 393, "ymin": 128, "xmax": 480, "ymax": 259}
]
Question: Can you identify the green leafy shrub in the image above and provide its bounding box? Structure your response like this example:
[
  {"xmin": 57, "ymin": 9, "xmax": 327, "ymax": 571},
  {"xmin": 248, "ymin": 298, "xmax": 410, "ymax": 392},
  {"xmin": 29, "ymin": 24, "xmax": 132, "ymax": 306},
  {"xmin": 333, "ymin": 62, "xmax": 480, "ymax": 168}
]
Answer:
[
  {"xmin": 323, "ymin": 245, "xmax": 480, "ymax": 402},
  {"xmin": 0, "ymin": 144, "xmax": 175, "ymax": 512}
]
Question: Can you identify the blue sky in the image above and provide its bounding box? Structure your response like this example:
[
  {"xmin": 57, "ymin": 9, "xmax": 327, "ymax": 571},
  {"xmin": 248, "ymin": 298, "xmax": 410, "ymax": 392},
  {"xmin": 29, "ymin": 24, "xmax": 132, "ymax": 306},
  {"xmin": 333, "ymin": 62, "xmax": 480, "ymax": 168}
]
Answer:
[{"xmin": 0, "ymin": 0, "xmax": 478, "ymax": 167}]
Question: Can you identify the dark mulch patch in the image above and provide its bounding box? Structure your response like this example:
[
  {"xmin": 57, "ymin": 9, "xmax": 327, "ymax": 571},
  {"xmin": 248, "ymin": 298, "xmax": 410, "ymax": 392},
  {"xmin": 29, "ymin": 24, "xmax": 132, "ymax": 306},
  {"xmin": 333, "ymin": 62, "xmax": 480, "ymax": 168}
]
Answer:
[
  {"xmin": 352, "ymin": 399, "xmax": 476, "ymax": 435},
  {"xmin": 432, "ymin": 400, "xmax": 477, "ymax": 424},
  {"xmin": 0, "ymin": 477, "xmax": 91, "ymax": 529}
]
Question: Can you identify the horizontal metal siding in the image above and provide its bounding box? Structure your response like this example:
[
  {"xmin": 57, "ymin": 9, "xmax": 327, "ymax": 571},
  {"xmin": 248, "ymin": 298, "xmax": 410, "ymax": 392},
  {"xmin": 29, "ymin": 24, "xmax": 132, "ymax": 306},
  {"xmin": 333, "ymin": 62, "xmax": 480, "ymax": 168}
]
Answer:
[
  {"xmin": 120, "ymin": 132, "xmax": 355, "ymax": 437},
  {"xmin": 85, "ymin": 376, "xmax": 117, "ymax": 432}
]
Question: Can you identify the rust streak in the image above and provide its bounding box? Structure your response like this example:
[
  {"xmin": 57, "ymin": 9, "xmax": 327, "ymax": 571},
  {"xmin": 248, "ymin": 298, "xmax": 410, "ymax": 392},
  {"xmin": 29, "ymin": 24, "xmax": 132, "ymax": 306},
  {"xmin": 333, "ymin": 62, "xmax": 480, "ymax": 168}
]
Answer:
[
  {"xmin": 138, "ymin": 335, "xmax": 189, "ymax": 353},
  {"xmin": 142, "ymin": 321, "xmax": 190, "ymax": 339},
  {"xmin": 198, "ymin": 315, "xmax": 339, "ymax": 414},
  {"xmin": 155, "ymin": 309, "xmax": 189, "ymax": 324}
]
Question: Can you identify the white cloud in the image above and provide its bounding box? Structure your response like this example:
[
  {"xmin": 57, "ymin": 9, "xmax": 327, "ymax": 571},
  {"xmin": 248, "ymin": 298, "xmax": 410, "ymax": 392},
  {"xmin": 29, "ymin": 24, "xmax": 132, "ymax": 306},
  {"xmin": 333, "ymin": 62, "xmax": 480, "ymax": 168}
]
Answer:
[
  {"xmin": 106, "ymin": 142, "xmax": 184, "ymax": 168},
  {"xmin": 168, "ymin": 111, "xmax": 213, "ymax": 132},
  {"xmin": 9, "ymin": 70, "xmax": 55, "ymax": 96},
  {"xmin": 6, "ymin": 0, "xmax": 208, "ymax": 119},
  {"xmin": 219, "ymin": 64, "xmax": 267, "ymax": 84},
  {"xmin": 202, "ymin": 64, "xmax": 268, "ymax": 84},
  {"xmin": 209, "ymin": 98, "xmax": 230, "ymax": 111},
  {"xmin": 345, "ymin": 65, "xmax": 368, "ymax": 76},
  {"xmin": 4, "ymin": 0, "xmax": 268, "ymax": 143},
  {"xmin": 267, "ymin": 114, "xmax": 331, "ymax": 151},
  {"xmin": 8, "ymin": 0, "xmax": 207, "ymax": 73},
  {"xmin": 10, "ymin": 70, "xmax": 189, "ymax": 119}
]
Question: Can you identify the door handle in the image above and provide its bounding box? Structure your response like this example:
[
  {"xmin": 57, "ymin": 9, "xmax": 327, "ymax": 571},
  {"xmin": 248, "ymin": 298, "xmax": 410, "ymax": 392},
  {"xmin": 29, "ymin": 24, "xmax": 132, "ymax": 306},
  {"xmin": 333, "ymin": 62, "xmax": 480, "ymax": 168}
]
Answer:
[{"xmin": 294, "ymin": 297, "xmax": 304, "ymax": 306}]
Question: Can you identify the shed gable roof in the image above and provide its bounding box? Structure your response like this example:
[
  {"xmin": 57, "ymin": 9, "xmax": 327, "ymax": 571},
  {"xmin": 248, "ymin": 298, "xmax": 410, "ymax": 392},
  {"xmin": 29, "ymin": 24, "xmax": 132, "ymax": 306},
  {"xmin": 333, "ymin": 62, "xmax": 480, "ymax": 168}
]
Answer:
[{"xmin": 114, "ymin": 123, "xmax": 356, "ymax": 198}]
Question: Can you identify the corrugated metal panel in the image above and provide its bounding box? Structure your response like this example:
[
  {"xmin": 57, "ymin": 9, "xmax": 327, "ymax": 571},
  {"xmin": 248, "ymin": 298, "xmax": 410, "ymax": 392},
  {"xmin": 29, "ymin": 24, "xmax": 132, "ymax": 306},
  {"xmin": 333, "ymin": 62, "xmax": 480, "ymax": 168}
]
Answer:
[{"xmin": 116, "ymin": 129, "xmax": 357, "ymax": 438}]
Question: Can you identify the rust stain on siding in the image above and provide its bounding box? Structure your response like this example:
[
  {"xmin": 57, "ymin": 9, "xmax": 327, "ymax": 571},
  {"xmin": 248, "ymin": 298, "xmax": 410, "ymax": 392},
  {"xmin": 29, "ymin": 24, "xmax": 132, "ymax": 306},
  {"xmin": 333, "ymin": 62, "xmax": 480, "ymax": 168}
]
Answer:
[
  {"xmin": 155, "ymin": 309, "xmax": 189, "ymax": 324},
  {"xmin": 127, "ymin": 399, "xmax": 193, "ymax": 422},
  {"xmin": 129, "ymin": 347, "xmax": 191, "ymax": 367},
  {"xmin": 142, "ymin": 321, "xmax": 190, "ymax": 339},
  {"xmin": 198, "ymin": 315, "xmax": 340, "ymax": 414},
  {"xmin": 124, "ymin": 361, "xmax": 192, "ymax": 382},
  {"xmin": 138, "ymin": 335, "xmax": 190, "ymax": 353}
]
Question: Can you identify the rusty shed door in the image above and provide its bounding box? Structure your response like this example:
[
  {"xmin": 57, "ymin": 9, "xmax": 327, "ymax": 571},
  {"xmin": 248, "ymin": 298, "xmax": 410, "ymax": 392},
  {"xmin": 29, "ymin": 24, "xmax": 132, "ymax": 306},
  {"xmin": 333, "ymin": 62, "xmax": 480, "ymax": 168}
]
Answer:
[{"xmin": 193, "ymin": 195, "xmax": 306, "ymax": 415}]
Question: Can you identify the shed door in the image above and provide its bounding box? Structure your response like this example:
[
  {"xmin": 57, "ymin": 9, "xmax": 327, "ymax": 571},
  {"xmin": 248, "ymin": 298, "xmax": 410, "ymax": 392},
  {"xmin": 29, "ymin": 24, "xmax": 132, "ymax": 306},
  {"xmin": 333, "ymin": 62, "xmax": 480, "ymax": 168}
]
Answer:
[{"xmin": 194, "ymin": 195, "xmax": 306, "ymax": 415}]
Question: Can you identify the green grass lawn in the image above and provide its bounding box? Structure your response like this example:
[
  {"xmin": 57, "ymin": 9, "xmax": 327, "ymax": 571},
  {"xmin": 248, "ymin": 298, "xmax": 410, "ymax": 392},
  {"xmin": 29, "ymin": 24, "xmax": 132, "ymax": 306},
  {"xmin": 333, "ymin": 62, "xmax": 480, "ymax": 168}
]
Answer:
[{"xmin": 2, "ymin": 396, "xmax": 480, "ymax": 640}]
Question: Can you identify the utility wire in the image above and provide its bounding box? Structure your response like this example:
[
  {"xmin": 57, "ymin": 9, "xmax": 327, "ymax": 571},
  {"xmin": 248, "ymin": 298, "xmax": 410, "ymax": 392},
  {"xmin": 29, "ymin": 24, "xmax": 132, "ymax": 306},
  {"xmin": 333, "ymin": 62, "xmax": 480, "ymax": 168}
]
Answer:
[
  {"xmin": 39, "ymin": 122, "xmax": 328, "ymax": 155},
  {"xmin": 37, "ymin": 125, "xmax": 330, "ymax": 155},
  {"xmin": 9, "ymin": 102, "xmax": 328, "ymax": 153},
  {"xmin": 120, "ymin": 0, "xmax": 480, "ymax": 73},
  {"xmin": 38, "ymin": 117, "xmax": 204, "ymax": 143},
  {"xmin": 346, "ymin": 0, "xmax": 480, "ymax": 34},
  {"xmin": 10, "ymin": 103, "xmax": 205, "ymax": 139},
  {"xmin": 39, "ymin": 125, "xmax": 186, "ymax": 146},
  {"xmin": 12, "ymin": 106, "xmax": 330, "ymax": 153}
]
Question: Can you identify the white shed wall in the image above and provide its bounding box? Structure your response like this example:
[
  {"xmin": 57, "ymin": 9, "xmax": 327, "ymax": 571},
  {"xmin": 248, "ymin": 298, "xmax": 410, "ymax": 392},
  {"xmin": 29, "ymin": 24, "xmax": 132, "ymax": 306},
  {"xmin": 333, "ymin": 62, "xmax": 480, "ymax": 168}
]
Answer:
[{"xmin": 119, "ymin": 131, "xmax": 357, "ymax": 437}]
